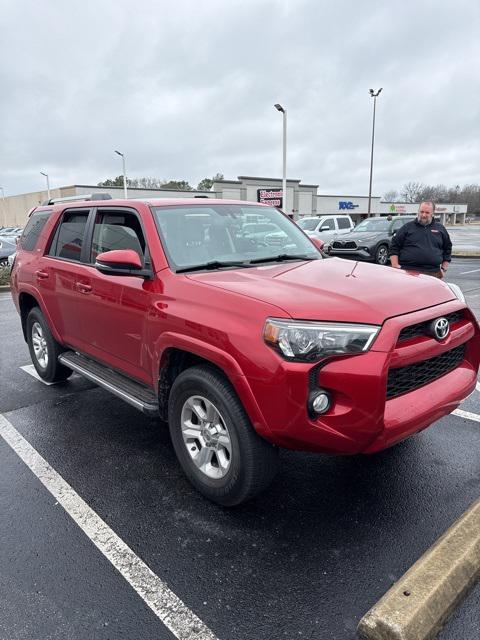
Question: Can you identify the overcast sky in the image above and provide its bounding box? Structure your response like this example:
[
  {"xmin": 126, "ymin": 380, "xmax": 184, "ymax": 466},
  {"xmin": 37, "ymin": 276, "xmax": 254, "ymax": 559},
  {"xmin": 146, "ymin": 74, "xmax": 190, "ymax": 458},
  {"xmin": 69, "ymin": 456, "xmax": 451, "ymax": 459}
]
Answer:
[{"xmin": 1, "ymin": 0, "xmax": 479, "ymax": 198}]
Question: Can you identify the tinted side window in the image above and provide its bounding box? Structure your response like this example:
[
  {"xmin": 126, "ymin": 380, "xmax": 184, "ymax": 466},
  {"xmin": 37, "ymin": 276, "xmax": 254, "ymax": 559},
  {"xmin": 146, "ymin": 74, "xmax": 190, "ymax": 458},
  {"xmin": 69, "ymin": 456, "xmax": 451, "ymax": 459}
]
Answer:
[
  {"xmin": 20, "ymin": 211, "xmax": 51, "ymax": 251},
  {"xmin": 49, "ymin": 210, "xmax": 89, "ymax": 261},
  {"xmin": 91, "ymin": 211, "xmax": 145, "ymax": 263},
  {"xmin": 337, "ymin": 218, "xmax": 351, "ymax": 229}
]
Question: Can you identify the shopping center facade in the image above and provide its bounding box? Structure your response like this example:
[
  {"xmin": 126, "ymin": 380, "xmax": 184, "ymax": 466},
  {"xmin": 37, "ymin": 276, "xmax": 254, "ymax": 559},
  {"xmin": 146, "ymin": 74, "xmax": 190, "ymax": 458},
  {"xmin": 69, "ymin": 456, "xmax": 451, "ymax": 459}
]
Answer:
[{"xmin": 1, "ymin": 175, "xmax": 467, "ymax": 227}]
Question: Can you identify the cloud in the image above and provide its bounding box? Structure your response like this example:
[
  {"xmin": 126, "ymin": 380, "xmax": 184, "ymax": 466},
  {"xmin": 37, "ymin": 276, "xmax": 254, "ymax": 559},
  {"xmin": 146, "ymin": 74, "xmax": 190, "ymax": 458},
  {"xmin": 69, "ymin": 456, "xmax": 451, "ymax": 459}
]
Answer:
[{"xmin": 1, "ymin": 0, "xmax": 479, "ymax": 198}]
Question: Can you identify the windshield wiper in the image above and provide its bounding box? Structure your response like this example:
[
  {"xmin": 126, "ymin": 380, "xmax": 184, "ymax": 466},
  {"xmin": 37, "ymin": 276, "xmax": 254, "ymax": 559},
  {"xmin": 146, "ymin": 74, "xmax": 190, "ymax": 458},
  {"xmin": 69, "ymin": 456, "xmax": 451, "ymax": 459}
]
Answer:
[
  {"xmin": 248, "ymin": 253, "xmax": 318, "ymax": 265},
  {"xmin": 176, "ymin": 260, "xmax": 250, "ymax": 273}
]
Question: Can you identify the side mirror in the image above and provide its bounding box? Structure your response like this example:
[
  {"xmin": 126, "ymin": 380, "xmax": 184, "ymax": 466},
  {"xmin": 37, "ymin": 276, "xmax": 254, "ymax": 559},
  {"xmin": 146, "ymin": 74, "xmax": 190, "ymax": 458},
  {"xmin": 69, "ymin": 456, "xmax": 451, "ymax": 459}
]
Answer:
[
  {"xmin": 95, "ymin": 249, "xmax": 149, "ymax": 277},
  {"xmin": 311, "ymin": 237, "xmax": 324, "ymax": 251},
  {"xmin": 319, "ymin": 225, "xmax": 330, "ymax": 232}
]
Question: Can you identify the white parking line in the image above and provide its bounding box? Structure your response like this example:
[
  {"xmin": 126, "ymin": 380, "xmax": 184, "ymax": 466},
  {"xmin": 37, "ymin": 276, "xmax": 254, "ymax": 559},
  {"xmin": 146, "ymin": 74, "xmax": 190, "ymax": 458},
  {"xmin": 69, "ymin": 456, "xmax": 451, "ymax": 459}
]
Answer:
[
  {"xmin": 460, "ymin": 268, "xmax": 480, "ymax": 275},
  {"xmin": 453, "ymin": 409, "xmax": 480, "ymax": 423},
  {"xmin": 20, "ymin": 364, "xmax": 59, "ymax": 386},
  {"xmin": 0, "ymin": 414, "xmax": 220, "ymax": 640}
]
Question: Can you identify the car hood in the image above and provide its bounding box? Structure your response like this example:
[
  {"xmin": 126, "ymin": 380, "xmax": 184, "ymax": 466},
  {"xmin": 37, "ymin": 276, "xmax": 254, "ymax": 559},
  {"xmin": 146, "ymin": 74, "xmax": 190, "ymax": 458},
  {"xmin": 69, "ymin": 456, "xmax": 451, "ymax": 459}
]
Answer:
[{"xmin": 186, "ymin": 258, "xmax": 455, "ymax": 324}]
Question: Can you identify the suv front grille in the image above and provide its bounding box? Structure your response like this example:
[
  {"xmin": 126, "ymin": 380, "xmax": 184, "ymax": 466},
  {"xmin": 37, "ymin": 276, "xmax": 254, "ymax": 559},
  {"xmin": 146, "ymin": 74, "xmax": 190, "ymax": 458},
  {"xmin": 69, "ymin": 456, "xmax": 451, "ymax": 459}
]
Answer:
[
  {"xmin": 332, "ymin": 240, "xmax": 357, "ymax": 249},
  {"xmin": 386, "ymin": 344, "xmax": 466, "ymax": 400},
  {"xmin": 397, "ymin": 311, "xmax": 464, "ymax": 343}
]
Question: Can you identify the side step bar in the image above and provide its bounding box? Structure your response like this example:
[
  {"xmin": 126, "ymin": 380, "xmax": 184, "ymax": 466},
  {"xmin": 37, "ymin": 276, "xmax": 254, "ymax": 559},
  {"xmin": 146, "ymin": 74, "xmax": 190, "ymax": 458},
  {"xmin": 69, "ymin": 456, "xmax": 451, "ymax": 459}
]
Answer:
[{"xmin": 58, "ymin": 351, "xmax": 159, "ymax": 416}]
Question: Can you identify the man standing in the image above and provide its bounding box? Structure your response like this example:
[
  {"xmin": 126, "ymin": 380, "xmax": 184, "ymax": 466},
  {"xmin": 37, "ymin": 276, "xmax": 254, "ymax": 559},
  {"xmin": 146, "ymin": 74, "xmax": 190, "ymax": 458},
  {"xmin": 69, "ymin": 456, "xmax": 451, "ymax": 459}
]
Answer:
[{"xmin": 389, "ymin": 201, "xmax": 452, "ymax": 278}]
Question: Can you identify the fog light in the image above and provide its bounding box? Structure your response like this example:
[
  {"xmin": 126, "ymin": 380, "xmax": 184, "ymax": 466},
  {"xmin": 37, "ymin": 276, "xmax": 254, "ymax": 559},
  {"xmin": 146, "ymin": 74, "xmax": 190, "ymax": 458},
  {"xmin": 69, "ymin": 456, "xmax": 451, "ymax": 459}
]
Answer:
[{"xmin": 310, "ymin": 391, "xmax": 331, "ymax": 414}]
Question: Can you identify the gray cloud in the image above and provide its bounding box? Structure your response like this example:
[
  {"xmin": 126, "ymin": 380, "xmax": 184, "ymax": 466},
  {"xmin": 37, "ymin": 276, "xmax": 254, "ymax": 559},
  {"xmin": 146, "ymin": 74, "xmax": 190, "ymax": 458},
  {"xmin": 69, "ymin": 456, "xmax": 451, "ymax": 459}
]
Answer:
[{"xmin": 1, "ymin": 0, "xmax": 479, "ymax": 198}]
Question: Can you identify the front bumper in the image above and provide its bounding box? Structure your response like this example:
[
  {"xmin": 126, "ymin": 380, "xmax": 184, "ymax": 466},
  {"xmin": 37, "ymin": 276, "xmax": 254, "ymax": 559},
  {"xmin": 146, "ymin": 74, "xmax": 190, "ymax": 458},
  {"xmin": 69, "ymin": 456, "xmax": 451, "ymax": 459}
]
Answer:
[
  {"xmin": 327, "ymin": 246, "xmax": 374, "ymax": 261},
  {"xmin": 247, "ymin": 301, "xmax": 480, "ymax": 454}
]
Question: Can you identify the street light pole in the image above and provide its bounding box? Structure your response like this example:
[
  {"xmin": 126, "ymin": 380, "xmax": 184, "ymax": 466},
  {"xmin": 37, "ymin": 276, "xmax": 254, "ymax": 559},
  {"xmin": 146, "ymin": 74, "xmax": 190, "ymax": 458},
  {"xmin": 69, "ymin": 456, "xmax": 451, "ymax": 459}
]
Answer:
[
  {"xmin": 40, "ymin": 172, "xmax": 50, "ymax": 201},
  {"xmin": 114, "ymin": 150, "xmax": 128, "ymax": 198},
  {"xmin": 367, "ymin": 88, "xmax": 382, "ymax": 216},
  {"xmin": 0, "ymin": 186, "xmax": 6, "ymax": 227},
  {"xmin": 274, "ymin": 104, "xmax": 287, "ymax": 213}
]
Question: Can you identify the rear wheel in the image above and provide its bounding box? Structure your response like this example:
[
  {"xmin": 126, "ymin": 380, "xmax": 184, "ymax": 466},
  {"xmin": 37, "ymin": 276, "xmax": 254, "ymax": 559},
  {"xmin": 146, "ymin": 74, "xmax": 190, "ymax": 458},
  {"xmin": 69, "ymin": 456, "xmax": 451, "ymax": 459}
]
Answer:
[
  {"xmin": 168, "ymin": 365, "xmax": 279, "ymax": 506},
  {"xmin": 375, "ymin": 244, "xmax": 389, "ymax": 265},
  {"xmin": 26, "ymin": 307, "xmax": 72, "ymax": 383}
]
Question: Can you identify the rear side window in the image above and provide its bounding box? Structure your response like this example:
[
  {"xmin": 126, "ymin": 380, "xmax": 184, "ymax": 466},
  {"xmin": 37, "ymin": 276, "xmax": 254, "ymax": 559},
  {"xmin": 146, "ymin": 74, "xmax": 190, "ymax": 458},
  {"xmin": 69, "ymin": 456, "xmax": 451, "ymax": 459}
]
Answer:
[
  {"xmin": 49, "ymin": 210, "xmax": 90, "ymax": 262},
  {"xmin": 337, "ymin": 218, "xmax": 351, "ymax": 229},
  {"xmin": 19, "ymin": 211, "xmax": 51, "ymax": 251}
]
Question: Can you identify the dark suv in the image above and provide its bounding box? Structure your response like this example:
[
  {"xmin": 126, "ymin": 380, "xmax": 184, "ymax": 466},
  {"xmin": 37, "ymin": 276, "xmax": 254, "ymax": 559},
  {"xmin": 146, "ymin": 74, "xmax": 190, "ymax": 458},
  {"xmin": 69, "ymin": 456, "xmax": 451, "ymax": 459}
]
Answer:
[
  {"xmin": 327, "ymin": 215, "xmax": 416, "ymax": 264},
  {"xmin": 10, "ymin": 197, "xmax": 480, "ymax": 505}
]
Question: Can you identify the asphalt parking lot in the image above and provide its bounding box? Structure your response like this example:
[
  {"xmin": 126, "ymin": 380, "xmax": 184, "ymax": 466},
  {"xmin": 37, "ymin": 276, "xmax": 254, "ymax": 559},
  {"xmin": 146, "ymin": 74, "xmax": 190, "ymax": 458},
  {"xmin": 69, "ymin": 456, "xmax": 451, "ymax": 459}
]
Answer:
[{"xmin": 1, "ymin": 257, "xmax": 479, "ymax": 640}]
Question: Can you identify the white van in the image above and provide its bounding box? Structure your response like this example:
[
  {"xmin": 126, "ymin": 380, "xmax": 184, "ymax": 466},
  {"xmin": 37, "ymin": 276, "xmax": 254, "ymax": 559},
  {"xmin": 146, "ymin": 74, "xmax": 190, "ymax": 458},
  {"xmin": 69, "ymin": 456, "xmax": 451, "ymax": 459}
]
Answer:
[{"xmin": 297, "ymin": 215, "xmax": 354, "ymax": 240}]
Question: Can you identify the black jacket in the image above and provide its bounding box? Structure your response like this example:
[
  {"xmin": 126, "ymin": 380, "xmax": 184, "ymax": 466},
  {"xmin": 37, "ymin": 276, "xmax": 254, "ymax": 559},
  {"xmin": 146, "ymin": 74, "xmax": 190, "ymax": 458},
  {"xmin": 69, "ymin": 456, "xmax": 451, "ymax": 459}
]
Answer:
[{"xmin": 389, "ymin": 218, "xmax": 452, "ymax": 271}]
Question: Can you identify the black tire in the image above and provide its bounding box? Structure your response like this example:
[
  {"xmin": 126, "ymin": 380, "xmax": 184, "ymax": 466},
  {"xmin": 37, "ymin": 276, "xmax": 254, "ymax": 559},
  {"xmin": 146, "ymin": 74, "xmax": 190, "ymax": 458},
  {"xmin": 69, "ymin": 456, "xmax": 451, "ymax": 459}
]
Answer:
[
  {"xmin": 375, "ymin": 244, "xmax": 389, "ymax": 265},
  {"xmin": 26, "ymin": 307, "xmax": 73, "ymax": 383},
  {"xmin": 168, "ymin": 365, "xmax": 279, "ymax": 506}
]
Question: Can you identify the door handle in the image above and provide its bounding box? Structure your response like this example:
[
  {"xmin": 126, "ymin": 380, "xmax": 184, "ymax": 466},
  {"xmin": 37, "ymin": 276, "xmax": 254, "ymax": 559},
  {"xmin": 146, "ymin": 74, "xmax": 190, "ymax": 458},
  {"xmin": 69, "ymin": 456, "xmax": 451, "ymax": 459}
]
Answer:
[
  {"xmin": 35, "ymin": 270, "xmax": 49, "ymax": 280},
  {"xmin": 75, "ymin": 282, "xmax": 92, "ymax": 294}
]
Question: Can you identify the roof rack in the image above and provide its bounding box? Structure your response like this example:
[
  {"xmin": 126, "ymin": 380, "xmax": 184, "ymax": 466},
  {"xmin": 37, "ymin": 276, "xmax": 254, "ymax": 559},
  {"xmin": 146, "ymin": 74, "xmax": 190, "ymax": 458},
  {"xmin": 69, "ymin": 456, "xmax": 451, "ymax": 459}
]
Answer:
[{"xmin": 41, "ymin": 193, "xmax": 113, "ymax": 206}]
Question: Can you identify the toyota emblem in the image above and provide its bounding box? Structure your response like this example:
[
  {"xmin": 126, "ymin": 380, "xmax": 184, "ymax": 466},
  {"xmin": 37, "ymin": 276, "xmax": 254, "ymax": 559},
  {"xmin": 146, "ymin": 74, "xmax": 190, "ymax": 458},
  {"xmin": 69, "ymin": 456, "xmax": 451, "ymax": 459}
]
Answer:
[{"xmin": 432, "ymin": 317, "xmax": 450, "ymax": 341}]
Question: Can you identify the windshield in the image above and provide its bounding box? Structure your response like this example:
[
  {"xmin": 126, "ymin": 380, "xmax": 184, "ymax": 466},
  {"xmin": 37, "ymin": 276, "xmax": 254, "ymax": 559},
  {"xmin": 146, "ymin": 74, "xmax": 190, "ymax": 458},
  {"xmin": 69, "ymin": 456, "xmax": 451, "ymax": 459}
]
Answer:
[
  {"xmin": 151, "ymin": 204, "xmax": 320, "ymax": 271},
  {"xmin": 354, "ymin": 218, "xmax": 391, "ymax": 232},
  {"xmin": 297, "ymin": 218, "xmax": 320, "ymax": 231}
]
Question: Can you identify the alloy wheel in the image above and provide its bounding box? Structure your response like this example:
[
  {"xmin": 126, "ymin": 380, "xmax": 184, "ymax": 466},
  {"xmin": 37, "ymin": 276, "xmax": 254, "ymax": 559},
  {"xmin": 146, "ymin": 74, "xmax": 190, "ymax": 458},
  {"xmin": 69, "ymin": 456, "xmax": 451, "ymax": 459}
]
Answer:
[
  {"xmin": 180, "ymin": 395, "xmax": 232, "ymax": 479},
  {"xmin": 31, "ymin": 322, "xmax": 49, "ymax": 369}
]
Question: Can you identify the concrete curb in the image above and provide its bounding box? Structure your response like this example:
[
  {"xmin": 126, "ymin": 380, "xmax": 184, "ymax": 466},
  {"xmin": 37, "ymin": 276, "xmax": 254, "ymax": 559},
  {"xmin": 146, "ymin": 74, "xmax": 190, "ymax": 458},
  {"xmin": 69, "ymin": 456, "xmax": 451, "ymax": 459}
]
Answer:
[
  {"xmin": 0, "ymin": 285, "xmax": 11, "ymax": 292},
  {"xmin": 451, "ymin": 252, "xmax": 480, "ymax": 258},
  {"xmin": 357, "ymin": 497, "xmax": 480, "ymax": 640}
]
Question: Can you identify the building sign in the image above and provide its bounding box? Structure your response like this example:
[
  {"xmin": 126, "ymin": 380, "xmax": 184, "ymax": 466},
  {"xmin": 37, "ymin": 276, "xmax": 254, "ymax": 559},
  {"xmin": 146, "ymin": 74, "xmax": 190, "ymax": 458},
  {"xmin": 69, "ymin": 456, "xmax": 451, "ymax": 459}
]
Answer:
[
  {"xmin": 257, "ymin": 188, "xmax": 283, "ymax": 208},
  {"xmin": 338, "ymin": 201, "xmax": 359, "ymax": 210},
  {"xmin": 389, "ymin": 204, "xmax": 407, "ymax": 213}
]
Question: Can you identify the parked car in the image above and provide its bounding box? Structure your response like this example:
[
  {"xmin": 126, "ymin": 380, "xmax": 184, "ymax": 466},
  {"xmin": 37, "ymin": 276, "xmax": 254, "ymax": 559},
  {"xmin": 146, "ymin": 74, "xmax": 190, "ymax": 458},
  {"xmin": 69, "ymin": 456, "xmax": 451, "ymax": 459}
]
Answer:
[
  {"xmin": 241, "ymin": 221, "xmax": 284, "ymax": 243},
  {"xmin": 10, "ymin": 197, "xmax": 480, "ymax": 505},
  {"xmin": 0, "ymin": 238, "xmax": 16, "ymax": 267},
  {"xmin": 327, "ymin": 215, "xmax": 416, "ymax": 265},
  {"xmin": 297, "ymin": 215, "xmax": 354, "ymax": 241}
]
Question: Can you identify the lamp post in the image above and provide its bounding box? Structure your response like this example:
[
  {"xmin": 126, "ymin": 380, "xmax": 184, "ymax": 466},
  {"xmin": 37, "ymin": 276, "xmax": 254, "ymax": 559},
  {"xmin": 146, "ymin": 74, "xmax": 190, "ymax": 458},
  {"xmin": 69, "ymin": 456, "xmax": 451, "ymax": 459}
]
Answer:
[
  {"xmin": 274, "ymin": 103, "xmax": 287, "ymax": 213},
  {"xmin": 40, "ymin": 172, "xmax": 51, "ymax": 201},
  {"xmin": 114, "ymin": 150, "xmax": 128, "ymax": 198},
  {"xmin": 367, "ymin": 88, "xmax": 382, "ymax": 216},
  {"xmin": 0, "ymin": 186, "xmax": 6, "ymax": 227}
]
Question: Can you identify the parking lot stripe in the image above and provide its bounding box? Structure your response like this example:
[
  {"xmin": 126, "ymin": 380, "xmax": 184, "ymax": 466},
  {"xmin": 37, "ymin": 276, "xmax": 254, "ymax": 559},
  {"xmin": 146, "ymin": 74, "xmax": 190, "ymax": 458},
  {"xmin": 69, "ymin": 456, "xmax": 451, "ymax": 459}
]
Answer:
[
  {"xmin": 453, "ymin": 408, "xmax": 480, "ymax": 423},
  {"xmin": 459, "ymin": 268, "xmax": 480, "ymax": 274},
  {"xmin": 357, "ymin": 497, "xmax": 480, "ymax": 640},
  {"xmin": 0, "ymin": 413, "xmax": 220, "ymax": 640}
]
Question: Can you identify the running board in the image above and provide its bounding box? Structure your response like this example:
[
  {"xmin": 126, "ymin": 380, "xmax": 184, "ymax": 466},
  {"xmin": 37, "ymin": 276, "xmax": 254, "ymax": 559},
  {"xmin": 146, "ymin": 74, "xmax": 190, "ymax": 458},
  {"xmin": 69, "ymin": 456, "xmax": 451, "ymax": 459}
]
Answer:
[{"xmin": 58, "ymin": 351, "xmax": 159, "ymax": 416}]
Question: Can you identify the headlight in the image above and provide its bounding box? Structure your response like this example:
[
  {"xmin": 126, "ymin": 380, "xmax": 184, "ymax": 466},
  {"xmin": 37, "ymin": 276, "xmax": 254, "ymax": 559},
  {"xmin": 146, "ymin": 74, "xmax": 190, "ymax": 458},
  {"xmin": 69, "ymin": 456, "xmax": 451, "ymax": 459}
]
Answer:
[
  {"xmin": 446, "ymin": 282, "xmax": 465, "ymax": 303},
  {"xmin": 263, "ymin": 319, "xmax": 380, "ymax": 362}
]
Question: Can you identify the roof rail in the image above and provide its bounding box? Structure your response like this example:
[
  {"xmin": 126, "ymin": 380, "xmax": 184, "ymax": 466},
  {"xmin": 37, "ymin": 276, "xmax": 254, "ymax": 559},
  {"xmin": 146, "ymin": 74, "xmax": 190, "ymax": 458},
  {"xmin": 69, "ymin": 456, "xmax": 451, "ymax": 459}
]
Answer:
[{"xmin": 41, "ymin": 193, "xmax": 113, "ymax": 206}]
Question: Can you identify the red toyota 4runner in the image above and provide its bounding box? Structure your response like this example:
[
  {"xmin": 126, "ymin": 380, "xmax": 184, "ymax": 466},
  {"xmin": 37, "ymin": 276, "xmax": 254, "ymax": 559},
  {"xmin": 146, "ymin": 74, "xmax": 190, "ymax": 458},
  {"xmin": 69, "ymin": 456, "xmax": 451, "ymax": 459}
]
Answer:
[{"xmin": 10, "ymin": 196, "xmax": 480, "ymax": 505}]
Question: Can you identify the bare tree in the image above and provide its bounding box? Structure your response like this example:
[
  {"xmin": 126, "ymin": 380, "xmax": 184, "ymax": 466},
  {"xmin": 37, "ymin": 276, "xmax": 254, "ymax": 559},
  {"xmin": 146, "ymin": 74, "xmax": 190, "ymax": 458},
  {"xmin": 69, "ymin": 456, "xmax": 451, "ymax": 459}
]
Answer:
[
  {"xmin": 400, "ymin": 182, "xmax": 425, "ymax": 203},
  {"xmin": 383, "ymin": 190, "xmax": 399, "ymax": 202}
]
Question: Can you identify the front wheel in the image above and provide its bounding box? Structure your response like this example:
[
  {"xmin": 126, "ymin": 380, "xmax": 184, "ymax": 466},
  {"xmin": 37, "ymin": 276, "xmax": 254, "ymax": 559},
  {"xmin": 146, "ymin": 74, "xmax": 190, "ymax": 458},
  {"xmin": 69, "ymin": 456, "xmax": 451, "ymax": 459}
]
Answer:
[
  {"xmin": 375, "ymin": 244, "xmax": 389, "ymax": 265},
  {"xmin": 26, "ymin": 307, "xmax": 73, "ymax": 383},
  {"xmin": 168, "ymin": 365, "xmax": 279, "ymax": 506}
]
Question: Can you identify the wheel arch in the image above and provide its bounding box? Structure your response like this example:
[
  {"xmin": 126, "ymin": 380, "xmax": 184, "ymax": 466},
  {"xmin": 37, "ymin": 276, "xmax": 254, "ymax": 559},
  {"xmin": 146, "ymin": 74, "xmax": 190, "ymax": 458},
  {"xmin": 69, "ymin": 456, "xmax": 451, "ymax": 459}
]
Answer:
[{"xmin": 156, "ymin": 341, "xmax": 272, "ymax": 440}]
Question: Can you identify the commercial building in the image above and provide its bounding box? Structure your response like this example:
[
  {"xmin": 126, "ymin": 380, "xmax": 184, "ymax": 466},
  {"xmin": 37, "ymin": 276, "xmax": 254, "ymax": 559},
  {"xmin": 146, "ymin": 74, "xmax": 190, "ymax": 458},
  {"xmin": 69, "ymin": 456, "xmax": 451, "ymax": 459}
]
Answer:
[{"xmin": 0, "ymin": 175, "xmax": 467, "ymax": 228}]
